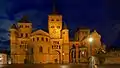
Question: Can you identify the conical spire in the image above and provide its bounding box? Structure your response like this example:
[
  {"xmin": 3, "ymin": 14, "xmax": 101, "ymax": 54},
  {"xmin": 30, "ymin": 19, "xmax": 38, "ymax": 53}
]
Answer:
[
  {"xmin": 18, "ymin": 15, "xmax": 31, "ymax": 23},
  {"xmin": 11, "ymin": 24, "xmax": 17, "ymax": 29},
  {"xmin": 52, "ymin": 0, "xmax": 56, "ymax": 13},
  {"xmin": 63, "ymin": 22, "xmax": 68, "ymax": 29},
  {"xmin": 51, "ymin": 0, "xmax": 59, "ymax": 14}
]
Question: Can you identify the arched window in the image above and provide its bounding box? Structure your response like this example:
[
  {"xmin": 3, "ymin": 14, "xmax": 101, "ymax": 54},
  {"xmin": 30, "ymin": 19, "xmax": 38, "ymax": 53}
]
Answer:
[
  {"xmin": 41, "ymin": 37, "xmax": 44, "ymax": 41},
  {"xmin": 56, "ymin": 19, "xmax": 59, "ymax": 21},
  {"xmin": 21, "ymin": 33, "xmax": 23, "ymax": 37},
  {"xmin": 26, "ymin": 33, "xmax": 28, "ymax": 37},
  {"xmin": 46, "ymin": 38, "xmax": 48, "ymax": 42},
  {"xmin": 57, "ymin": 26, "xmax": 60, "ymax": 29},
  {"xmin": 51, "ymin": 26, "xmax": 54, "ymax": 28},
  {"xmin": 37, "ymin": 37, "xmax": 39, "ymax": 41},
  {"xmin": 33, "ymin": 38, "xmax": 35, "ymax": 41},
  {"xmin": 39, "ymin": 46, "xmax": 43, "ymax": 53}
]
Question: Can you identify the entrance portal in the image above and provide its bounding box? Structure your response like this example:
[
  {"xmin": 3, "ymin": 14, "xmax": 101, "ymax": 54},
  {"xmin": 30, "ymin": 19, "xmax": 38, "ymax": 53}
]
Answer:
[
  {"xmin": 53, "ymin": 50, "xmax": 61, "ymax": 63},
  {"xmin": 24, "ymin": 59, "xmax": 27, "ymax": 64},
  {"xmin": 54, "ymin": 59, "xmax": 58, "ymax": 63}
]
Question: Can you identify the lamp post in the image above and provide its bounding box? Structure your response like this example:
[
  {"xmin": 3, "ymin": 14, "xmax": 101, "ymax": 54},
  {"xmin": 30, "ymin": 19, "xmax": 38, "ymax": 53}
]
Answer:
[{"xmin": 88, "ymin": 35, "xmax": 93, "ymax": 68}]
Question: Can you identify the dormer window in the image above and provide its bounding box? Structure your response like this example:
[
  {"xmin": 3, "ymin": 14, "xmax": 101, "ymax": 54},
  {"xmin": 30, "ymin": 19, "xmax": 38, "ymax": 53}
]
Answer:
[
  {"xmin": 57, "ymin": 26, "xmax": 60, "ymax": 29},
  {"xmin": 51, "ymin": 19, "xmax": 54, "ymax": 21},
  {"xmin": 56, "ymin": 19, "xmax": 59, "ymax": 21}
]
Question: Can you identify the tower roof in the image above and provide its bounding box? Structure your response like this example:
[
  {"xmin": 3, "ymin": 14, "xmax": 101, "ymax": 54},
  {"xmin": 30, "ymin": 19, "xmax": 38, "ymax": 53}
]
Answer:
[
  {"xmin": 18, "ymin": 15, "xmax": 31, "ymax": 23},
  {"xmin": 75, "ymin": 26, "xmax": 90, "ymax": 32},
  {"xmin": 11, "ymin": 24, "xmax": 17, "ymax": 29},
  {"xmin": 63, "ymin": 22, "xmax": 68, "ymax": 29},
  {"xmin": 50, "ymin": 0, "xmax": 60, "ymax": 15}
]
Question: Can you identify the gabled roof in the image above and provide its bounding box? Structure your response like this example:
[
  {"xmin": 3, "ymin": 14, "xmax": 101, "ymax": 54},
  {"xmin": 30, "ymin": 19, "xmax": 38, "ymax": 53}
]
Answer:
[
  {"xmin": 91, "ymin": 30, "xmax": 101, "ymax": 38},
  {"xmin": 31, "ymin": 29, "xmax": 49, "ymax": 37}
]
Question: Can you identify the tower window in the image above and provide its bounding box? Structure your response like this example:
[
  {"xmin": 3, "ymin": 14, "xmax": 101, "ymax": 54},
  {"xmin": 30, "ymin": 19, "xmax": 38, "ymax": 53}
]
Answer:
[
  {"xmin": 51, "ymin": 26, "xmax": 54, "ymax": 28},
  {"xmin": 59, "ymin": 46, "xmax": 61, "ymax": 49},
  {"xmin": 51, "ymin": 19, "xmax": 54, "ymax": 21},
  {"xmin": 33, "ymin": 38, "xmax": 35, "ymax": 41},
  {"xmin": 39, "ymin": 46, "xmax": 43, "ymax": 53},
  {"xmin": 21, "ymin": 33, "xmax": 23, "ymax": 37},
  {"xmin": 26, "ymin": 33, "xmax": 28, "ymax": 37},
  {"xmin": 46, "ymin": 38, "xmax": 48, "ymax": 42},
  {"xmin": 57, "ymin": 26, "xmax": 60, "ymax": 29},
  {"xmin": 37, "ymin": 37, "xmax": 39, "ymax": 41},
  {"xmin": 53, "ymin": 41, "xmax": 59, "ymax": 44},
  {"xmin": 56, "ymin": 19, "xmax": 59, "ymax": 21}
]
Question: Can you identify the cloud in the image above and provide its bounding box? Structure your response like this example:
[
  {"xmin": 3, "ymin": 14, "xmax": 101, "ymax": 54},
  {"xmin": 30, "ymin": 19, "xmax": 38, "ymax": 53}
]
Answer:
[
  {"xmin": 14, "ymin": 9, "xmax": 47, "ymax": 27},
  {"xmin": 0, "ymin": 40, "xmax": 10, "ymax": 50},
  {"xmin": 0, "ymin": 19, "xmax": 14, "ymax": 41},
  {"xmin": 0, "ymin": 28, "xmax": 8, "ymax": 33}
]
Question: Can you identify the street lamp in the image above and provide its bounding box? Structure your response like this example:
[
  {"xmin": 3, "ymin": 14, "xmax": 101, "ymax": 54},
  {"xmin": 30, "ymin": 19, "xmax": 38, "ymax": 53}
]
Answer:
[
  {"xmin": 62, "ymin": 53, "xmax": 65, "ymax": 56},
  {"xmin": 88, "ymin": 35, "xmax": 93, "ymax": 68}
]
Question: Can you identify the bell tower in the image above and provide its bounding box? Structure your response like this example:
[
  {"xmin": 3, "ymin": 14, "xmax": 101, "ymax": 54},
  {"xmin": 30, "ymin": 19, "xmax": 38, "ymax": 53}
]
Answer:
[
  {"xmin": 48, "ymin": 0, "xmax": 62, "ymax": 39},
  {"xmin": 62, "ymin": 22, "xmax": 69, "ymax": 63}
]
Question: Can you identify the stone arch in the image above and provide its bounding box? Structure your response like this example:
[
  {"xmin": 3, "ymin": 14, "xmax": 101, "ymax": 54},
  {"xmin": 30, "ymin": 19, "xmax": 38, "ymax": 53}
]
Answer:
[
  {"xmin": 69, "ymin": 44, "xmax": 76, "ymax": 63},
  {"xmin": 53, "ymin": 50, "xmax": 61, "ymax": 63},
  {"xmin": 39, "ymin": 46, "xmax": 43, "ymax": 53}
]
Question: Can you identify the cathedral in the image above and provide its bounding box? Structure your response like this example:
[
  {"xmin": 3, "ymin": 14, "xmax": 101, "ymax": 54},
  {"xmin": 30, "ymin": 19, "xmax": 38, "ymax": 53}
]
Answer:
[{"xmin": 9, "ymin": 4, "xmax": 105, "ymax": 64}]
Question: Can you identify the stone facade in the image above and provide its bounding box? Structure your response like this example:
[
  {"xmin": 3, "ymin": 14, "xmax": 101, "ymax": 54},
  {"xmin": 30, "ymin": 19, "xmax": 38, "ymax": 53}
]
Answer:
[{"xmin": 9, "ymin": 12, "xmax": 104, "ymax": 64}]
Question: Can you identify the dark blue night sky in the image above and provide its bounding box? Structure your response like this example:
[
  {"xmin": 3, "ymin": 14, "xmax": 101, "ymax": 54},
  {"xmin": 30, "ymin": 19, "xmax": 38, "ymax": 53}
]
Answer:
[{"xmin": 0, "ymin": 0, "xmax": 120, "ymax": 50}]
